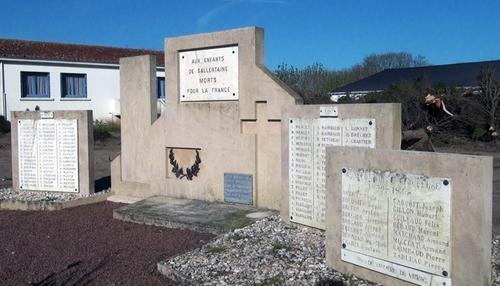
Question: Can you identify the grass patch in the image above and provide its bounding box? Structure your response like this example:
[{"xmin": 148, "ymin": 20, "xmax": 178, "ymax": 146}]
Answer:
[
  {"xmin": 206, "ymin": 246, "xmax": 226, "ymax": 254},
  {"xmin": 271, "ymin": 241, "xmax": 290, "ymax": 255},
  {"xmin": 232, "ymin": 233, "xmax": 245, "ymax": 241},
  {"xmin": 93, "ymin": 119, "xmax": 120, "ymax": 141},
  {"xmin": 223, "ymin": 214, "xmax": 254, "ymax": 229},
  {"xmin": 255, "ymin": 273, "xmax": 285, "ymax": 286}
]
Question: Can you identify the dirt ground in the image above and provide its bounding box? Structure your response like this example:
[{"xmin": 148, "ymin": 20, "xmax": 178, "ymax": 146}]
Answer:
[
  {"xmin": 0, "ymin": 133, "xmax": 216, "ymax": 285},
  {"xmin": 0, "ymin": 201, "xmax": 214, "ymax": 285}
]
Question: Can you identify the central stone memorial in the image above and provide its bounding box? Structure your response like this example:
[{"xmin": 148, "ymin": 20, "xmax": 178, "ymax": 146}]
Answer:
[{"xmin": 111, "ymin": 27, "xmax": 302, "ymax": 209}]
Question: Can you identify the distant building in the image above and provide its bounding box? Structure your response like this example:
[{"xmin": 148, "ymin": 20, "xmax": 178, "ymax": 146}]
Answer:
[
  {"xmin": 0, "ymin": 39, "xmax": 165, "ymax": 121},
  {"xmin": 327, "ymin": 59, "xmax": 500, "ymax": 102}
]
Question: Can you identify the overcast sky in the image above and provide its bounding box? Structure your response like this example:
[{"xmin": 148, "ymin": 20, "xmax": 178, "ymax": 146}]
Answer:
[{"xmin": 1, "ymin": 0, "xmax": 499, "ymax": 69}]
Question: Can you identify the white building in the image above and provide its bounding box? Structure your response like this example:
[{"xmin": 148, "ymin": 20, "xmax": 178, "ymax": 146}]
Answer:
[{"xmin": 0, "ymin": 39, "xmax": 165, "ymax": 121}]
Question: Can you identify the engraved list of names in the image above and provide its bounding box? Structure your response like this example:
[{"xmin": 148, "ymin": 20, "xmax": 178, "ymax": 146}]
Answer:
[
  {"xmin": 289, "ymin": 118, "xmax": 375, "ymax": 229},
  {"xmin": 179, "ymin": 46, "xmax": 238, "ymax": 102},
  {"xmin": 341, "ymin": 169, "xmax": 451, "ymax": 285},
  {"xmin": 18, "ymin": 119, "xmax": 79, "ymax": 192}
]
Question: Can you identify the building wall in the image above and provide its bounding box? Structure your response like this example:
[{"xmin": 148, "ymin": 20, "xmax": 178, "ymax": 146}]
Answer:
[{"xmin": 0, "ymin": 59, "xmax": 164, "ymax": 121}]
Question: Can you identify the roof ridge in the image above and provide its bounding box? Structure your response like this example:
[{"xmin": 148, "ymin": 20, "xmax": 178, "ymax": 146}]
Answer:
[
  {"xmin": 331, "ymin": 59, "xmax": 500, "ymax": 94},
  {"xmin": 386, "ymin": 59, "xmax": 500, "ymax": 72},
  {"xmin": 0, "ymin": 38, "xmax": 165, "ymax": 66},
  {"xmin": 0, "ymin": 38, "xmax": 163, "ymax": 54}
]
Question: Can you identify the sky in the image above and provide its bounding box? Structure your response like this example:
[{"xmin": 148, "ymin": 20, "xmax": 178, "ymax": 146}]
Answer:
[{"xmin": 1, "ymin": 0, "xmax": 499, "ymax": 70}]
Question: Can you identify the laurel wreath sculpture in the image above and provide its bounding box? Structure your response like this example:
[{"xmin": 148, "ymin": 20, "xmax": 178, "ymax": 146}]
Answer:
[{"xmin": 169, "ymin": 149, "xmax": 201, "ymax": 180}]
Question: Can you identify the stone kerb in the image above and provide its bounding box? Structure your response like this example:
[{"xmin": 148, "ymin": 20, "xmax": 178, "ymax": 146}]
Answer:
[
  {"xmin": 281, "ymin": 103, "xmax": 401, "ymax": 229},
  {"xmin": 325, "ymin": 147, "xmax": 492, "ymax": 286},
  {"xmin": 11, "ymin": 110, "xmax": 94, "ymax": 196}
]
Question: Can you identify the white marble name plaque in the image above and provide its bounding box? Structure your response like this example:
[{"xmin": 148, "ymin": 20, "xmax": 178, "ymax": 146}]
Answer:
[
  {"xmin": 289, "ymin": 118, "xmax": 375, "ymax": 229},
  {"xmin": 341, "ymin": 168, "xmax": 452, "ymax": 281},
  {"xmin": 179, "ymin": 46, "xmax": 238, "ymax": 102},
  {"xmin": 18, "ymin": 119, "xmax": 79, "ymax": 192},
  {"xmin": 341, "ymin": 249, "xmax": 451, "ymax": 286}
]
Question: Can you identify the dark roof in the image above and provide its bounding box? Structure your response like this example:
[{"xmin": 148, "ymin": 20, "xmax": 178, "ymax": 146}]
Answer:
[
  {"xmin": 0, "ymin": 38, "xmax": 164, "ymax": 66},
  {"xmin": 331, "ymin": 60, "xmax": 500, "ymax": 94}
]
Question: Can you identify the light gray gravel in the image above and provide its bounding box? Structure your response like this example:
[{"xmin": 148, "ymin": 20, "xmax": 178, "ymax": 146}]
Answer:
[
  {"xmin": 163, "ymin": 215, "xmax": 500, "ymax": 286},
  {"xmin": 492, "ymin": 236, "xmax": 500, "ymax": 285},
  {"xmin": 163, "ymin": 215, "xmax": 377, "ymax": 285},
  {"xmin": 0, "ymin": 187, "xmax": 110, "ymax": 202}
]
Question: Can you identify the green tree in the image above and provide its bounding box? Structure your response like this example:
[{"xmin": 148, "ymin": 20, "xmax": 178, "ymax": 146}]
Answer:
[
  {"xmin": 361, "ymin": 52, "xmax": 428, "ymax": 74},
  {"xmin": 274, "ymin": 52, "xmax": 429, "ymax": 102}
]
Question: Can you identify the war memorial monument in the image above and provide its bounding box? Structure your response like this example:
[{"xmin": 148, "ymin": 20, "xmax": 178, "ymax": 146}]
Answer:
[{"xmin": 3, "ymin": 26, "xmax": 494, "ymax": 285}]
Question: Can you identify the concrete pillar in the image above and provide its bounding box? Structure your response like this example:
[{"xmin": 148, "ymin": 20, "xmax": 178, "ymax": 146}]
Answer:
[{"xmin": 119, "ymin": 55, "xmax": 157, "ymax": 183}]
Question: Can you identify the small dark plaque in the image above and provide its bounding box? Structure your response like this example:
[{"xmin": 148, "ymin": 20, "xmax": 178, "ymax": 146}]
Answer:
[{"xmin": 224, "ymin": 173, "xmax": 253, "ymax": 205}]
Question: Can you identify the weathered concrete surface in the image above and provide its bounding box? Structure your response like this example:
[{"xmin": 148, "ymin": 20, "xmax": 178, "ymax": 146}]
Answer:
[
  {"xmin": 0, "ymin": 192, "xmax": 111, "ymax": 211},
  {"xmin": 106, "ymin": 194, "xmax": 143, "ymax": 204},
  {"xmin": 113, "ymin": 196, "xmax": 277, "ymax": 235},
  {"xmin": 325, "ymin": 147, "xmax": 492, "ymax": 286},
  {"xmin": 111, "ymin": 27, "xmax": 302, "ymax": 210},
  {"xmin": 280, "ymin": 103, "xmax": 401, "ymax": 224},
  {"xmin": 120, "ymin": 56, "xmax": 157, "ymax": 184},
  {"xmin": 11, "ymin": 110, "xmax": 94, "ymax": 195}
]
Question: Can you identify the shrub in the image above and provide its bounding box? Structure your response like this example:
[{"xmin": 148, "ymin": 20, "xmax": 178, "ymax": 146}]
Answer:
[
  {"xmin": 206, "ymin": 246, "xmax": 225, "ymax": 254},
  {"xmin": 355, "ymin": 79, "xmax": 499, "ymax": 143},
  {"xmin": 93, "ymin": 120, "xmax": 120, "ymax": 141}
]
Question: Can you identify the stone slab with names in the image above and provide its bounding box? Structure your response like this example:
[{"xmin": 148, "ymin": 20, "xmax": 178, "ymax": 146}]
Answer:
[
  {"xmin": 224, "ymin": 173, "xmax": 253, "ymax": 205},
  {"xmin": 326, "ymin": 147, "xmax": 492, "ymax": 286},
  {"xmin": 11, "ymin": 110, "xmax": 94, "ymax": 195},
  {"xmin": 341, "ymin": 168, "xmax": 451, "ymax": 285},
  {"xmin": 179, "ymin": 46, "xmax": 238, "ymax": 102},
  {"xmin": 281, "ymin": 103, "xmax": 402, "ymax": 229}
]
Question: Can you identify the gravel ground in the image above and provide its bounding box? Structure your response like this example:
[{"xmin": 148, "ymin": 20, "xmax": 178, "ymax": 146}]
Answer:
[
  {"xmin": 493, "ymin": 237, "xmax": 500, "ymax": 285},
  {"xmin": 165, "ymin": 215, "xmax": 372, "ymax": 285},
  {"xmin": 0, "ymin": 187, "xmax": 111, "ymax": 202},
  {"xmin": 0, "ymin": 201, "xmax": 214, "ymax": 285},
  {"xmin": 166, "ymin": 215, "xmax": 500, "ymax": 286}
]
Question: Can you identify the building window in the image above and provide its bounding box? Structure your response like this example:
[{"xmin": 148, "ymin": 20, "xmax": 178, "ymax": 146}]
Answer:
[
  {"xmin": 157, "ymin": 77, "xmax": 165, "ymax": 99},
  {"xmin": 61, "ymin": 73, "xmax": 87, "ymax": 98},
  {"xmin": 21, "ymin": 72, "xmax": 50, "ymax": 98}
]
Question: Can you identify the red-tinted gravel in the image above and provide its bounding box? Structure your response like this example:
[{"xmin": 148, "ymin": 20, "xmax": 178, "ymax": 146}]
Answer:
[{"xmin": 0, "ymin": 202, "xmax": 214, "ymax": 285}]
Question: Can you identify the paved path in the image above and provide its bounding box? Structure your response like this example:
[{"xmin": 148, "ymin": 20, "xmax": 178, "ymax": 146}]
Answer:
[{"xmin": 114, "ymin": 196, "xmax": 277, "ymax": 235}]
